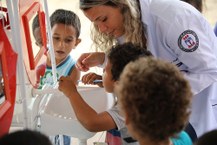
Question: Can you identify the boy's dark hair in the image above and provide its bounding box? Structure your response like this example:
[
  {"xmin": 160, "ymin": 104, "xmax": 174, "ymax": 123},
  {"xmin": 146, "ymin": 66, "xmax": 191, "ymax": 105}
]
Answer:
[
  {"xmin": 0, "ymin": 129, "xmax": 52, "ymax": 145},
  {"xmin": 195, "ymin": 130, "xmax": 217, "ymax": 145},
  {"xmin": 32, "ymin": 14, "xmax": 40, "ymax": 34},
  {"xmin": 107, "ymin": 42, "xmax": 152, "ymax": 81},
  {"xmin": 50, "ymin": 9, "xmax": 81, "ymax": 38}
]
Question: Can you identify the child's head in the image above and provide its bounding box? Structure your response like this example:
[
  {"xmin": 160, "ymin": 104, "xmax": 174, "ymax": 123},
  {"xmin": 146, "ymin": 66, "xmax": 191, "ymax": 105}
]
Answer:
[
  {"xmin": 50, "ymin": 9, "xmax": 81, "ymax": 63},
  {"xmin": 32, "ymin": 15, "xmax": 43, "ymax": 48},
  {"xmin": 50, "ymin": 9, "xmax": 81, "ymax": 38},
  {"xmin": 102, "ymin": 42, "xmax": 152, "ymax": 92},
  {"xmin": 195, "ymin": 130, "xmax": 217, "ymax": 145},
  {"xmin": 0, "ymin": 129, "xmax": 52, "ymax": 145},
  {"xmin": 116, "ymin": 57, "xmax": 192, "ymax": 144}
]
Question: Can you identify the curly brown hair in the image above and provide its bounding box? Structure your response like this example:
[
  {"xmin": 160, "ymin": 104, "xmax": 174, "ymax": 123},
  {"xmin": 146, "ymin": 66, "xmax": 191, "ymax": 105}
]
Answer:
[{"xmin": 115, "ymin": 57, "xmax": 192, "ymax": 142}]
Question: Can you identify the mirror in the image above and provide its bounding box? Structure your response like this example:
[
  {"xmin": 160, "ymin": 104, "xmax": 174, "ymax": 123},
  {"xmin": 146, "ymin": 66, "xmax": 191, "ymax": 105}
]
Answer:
[
  {"xmin": 22, "ymin": 2, "xmax": 47, "ymax": 87},
  {"xmin": 0, "ymin": 60, "xmax": 5, "ymax": 105},
  {"xmin": 30, "ymin": 13, "xmax": 42, "ymax": 58},
  {"xmin": 22, "ymin": 2, "xmax": 47, "ymax": 70},
  {"xmin": 0, "ymin": 4, "xmax": 18, "ymax": 135},
  {"xmin": 31, "ymin": 14, "xmax": 47, "ymax": 88}
]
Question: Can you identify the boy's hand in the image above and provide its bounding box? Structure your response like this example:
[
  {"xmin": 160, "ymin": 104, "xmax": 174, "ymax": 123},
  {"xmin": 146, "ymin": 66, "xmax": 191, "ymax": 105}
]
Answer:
[
  {"xmin": 81, "ymin": 72, "xmax": 103, "ymax": 88},
  {"xmin": 58, "ymin": 76, "xmax": 78, "ymax": 97},
  {"xmin": 76, "ymin": 52, "xmax": 105, "ymax": 72}
]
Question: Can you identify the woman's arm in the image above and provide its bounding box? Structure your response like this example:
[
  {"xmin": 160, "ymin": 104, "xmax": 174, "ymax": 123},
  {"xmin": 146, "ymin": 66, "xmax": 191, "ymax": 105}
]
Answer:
[{"xmin": 76, "ymin": 52, "xmax": 106, "ymax": 71}]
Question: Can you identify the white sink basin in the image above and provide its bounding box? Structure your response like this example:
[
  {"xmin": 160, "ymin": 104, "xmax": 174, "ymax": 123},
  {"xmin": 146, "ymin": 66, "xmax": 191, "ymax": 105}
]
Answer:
[{"xmin": 37, "ymin": 86, "xmax": 114, "ymax": 139}]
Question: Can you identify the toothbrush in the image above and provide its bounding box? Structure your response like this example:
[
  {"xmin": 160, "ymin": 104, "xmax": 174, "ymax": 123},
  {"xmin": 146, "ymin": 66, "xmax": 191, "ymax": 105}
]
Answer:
[{"xmin": 77, "ymin": 80, "xmax": 103, "ymax": 84}]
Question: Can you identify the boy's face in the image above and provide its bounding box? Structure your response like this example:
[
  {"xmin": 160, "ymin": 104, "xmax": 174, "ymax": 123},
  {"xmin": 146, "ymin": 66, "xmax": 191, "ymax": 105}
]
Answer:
[
  {"xmin": 33, "ymin": 27, "xmax": 43, "ymax": 48},
  {"xmin": 102, "ymin": 60, "xmax": 115, "ymax": 93},
  {"xmin": 83, "ymin": 5, "xmax": 124, "ymax": 38},
  {"xmin": 52, "ymin": 23, "xmax": 81, "ymax": 64}
]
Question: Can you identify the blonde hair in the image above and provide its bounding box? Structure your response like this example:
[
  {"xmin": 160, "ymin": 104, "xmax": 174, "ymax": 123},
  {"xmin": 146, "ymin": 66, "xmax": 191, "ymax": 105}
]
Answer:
[{"xmin": 81, "ymin": 0, "xmax": 146, "ymax": 51}]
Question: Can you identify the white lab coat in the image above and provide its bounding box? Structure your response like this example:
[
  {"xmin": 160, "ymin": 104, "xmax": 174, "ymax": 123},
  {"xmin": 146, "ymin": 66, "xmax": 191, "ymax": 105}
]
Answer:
[{"xmin": 139, "ymin": 0, "xmax": 217, "ymax": 137}]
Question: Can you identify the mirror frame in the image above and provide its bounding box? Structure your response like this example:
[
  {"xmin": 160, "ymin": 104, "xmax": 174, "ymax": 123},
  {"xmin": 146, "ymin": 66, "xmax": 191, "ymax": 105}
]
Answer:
[
  {"xmin": 0, "ymin": 43, "xmax": 11, "ymax": 118},
  {"xmin": 22, "ymin": 2, "xmax": 47, "ymax": 70},
  {"xmin": 0, "ymin": 6, "xmax": 18, "ymax": 136}
]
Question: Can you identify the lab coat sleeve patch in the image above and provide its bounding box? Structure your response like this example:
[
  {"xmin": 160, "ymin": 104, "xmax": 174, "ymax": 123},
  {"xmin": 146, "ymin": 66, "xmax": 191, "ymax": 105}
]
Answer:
[{"xmin": 178, "ymin": 30, "xmax": 199, "ymax": 52}]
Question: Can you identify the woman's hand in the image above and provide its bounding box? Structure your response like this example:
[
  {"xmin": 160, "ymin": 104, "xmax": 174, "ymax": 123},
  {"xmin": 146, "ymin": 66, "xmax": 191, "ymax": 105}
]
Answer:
[
  {"xmin": 76, "ymin": 52, "xmax": 106, "ymax": 72},
  {"xmin": 81, "ymin": 72, "xmax": 103, "ymax": 88}
]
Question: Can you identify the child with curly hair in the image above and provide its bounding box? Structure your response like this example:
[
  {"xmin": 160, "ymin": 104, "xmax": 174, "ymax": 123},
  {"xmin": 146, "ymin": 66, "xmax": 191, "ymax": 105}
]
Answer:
[
  {"xmin": 59, "ymin": 42, "xmax": 151, "ymax": 145},
  {"xmin": 59, "ymin": 42, "xmax": 193, "ymax": 145},
  {"xmin": 116, "ymin": 57, "xmax": 193, "ymax": 145}
]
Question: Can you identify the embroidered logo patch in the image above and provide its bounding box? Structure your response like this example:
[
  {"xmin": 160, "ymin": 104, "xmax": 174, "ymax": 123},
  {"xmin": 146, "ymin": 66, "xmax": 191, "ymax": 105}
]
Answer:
[{"xmin": 178, "ymin": 30, "xmax": 199, "ymax": 52}]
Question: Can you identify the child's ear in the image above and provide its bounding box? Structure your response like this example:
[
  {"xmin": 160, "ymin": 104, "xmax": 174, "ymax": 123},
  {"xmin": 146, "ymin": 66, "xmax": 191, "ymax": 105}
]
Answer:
[{"xmin": 75, "ymin": 38, "xmax": 81, "ymax": 47}]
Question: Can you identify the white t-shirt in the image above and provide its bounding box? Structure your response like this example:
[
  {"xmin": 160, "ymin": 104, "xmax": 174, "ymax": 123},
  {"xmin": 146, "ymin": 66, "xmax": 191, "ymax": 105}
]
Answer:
[{"xmin": 107, "ymin": 105, "xmax": 139, "ymax": 145}]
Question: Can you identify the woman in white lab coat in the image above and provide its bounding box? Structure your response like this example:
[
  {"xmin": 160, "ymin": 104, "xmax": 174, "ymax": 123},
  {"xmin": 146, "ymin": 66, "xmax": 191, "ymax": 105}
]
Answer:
[{"xmin": 76, "ymin": 0, "xmax": 217, "ymax": 139}]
